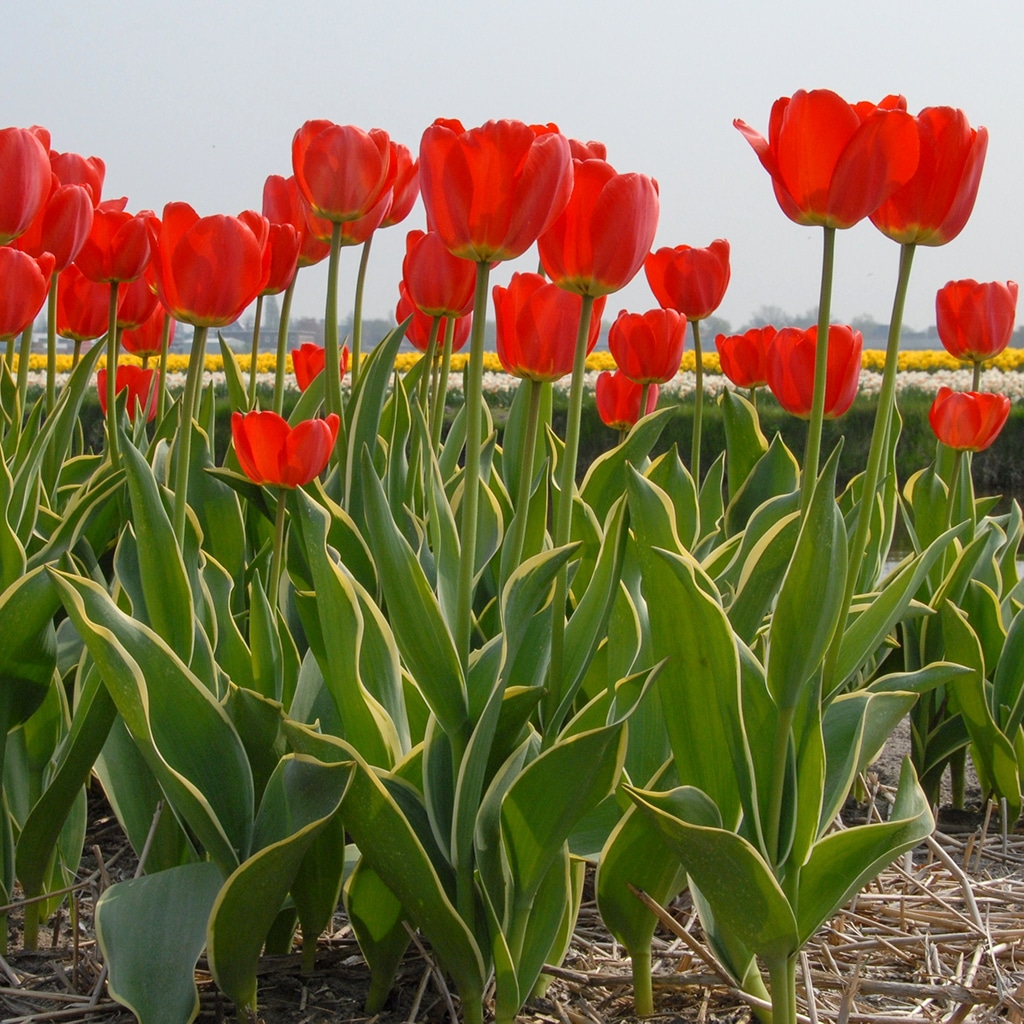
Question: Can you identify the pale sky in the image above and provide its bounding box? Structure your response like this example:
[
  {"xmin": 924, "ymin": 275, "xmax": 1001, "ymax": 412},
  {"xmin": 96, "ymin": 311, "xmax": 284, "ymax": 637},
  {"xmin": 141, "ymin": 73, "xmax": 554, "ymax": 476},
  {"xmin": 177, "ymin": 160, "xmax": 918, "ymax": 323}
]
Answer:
[{"xmin": 8, "ymin": 0, "xmax": 1022, "ymax": 335}]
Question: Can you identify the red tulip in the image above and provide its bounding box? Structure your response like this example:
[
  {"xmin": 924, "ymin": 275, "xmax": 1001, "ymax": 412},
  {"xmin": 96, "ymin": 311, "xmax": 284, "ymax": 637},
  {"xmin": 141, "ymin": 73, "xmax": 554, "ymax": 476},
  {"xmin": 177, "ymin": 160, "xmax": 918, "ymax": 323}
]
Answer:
[
  {"xmin": 262, "ymin": 174, "xmax": 331, "ymax": 268},
  {"xmin": 538, "ymin": 158, "xmax": 659, "ymax": 297},
  {"xmin": 936, "ymin": 279, "xmax": 1018, "ymax": 363},
  {"xmin": 148, "ymin": 202, "xmax": 271, "ymax": 327},
  {"xmin": 76, "ymin": 206, "xmax": 151, "ymax": 283},
  {"xmin": 260, "ymin": 221, "xmax": 300, "ymax": 296},
  {"xmin": 56, "ymin": 264, "xmax": 110, "ymax": 341},
  {"xmin": 231, "ymin": 410, "xmax": 341, "ymax": 488},
  {"xmin": 0, "ymin": 248, "xmax": 55, "ymax": 339},
  {"xmin": 493, "ymin": 272, "xmax": 605, "ymax": 382},
  {"xmin": 568, "ymin": 139, "xmax": 607, "ymax": 161},
  {"xmin": 607, "ymin": 308, "xmax": 687, "ymax": 384},
  {"xmin": 645, "ymin": 239, "xmax": 731, "ymax": 321},
  {"xmin": 49, "ymin": 150, "xmax": 105, "ymax": 205},
  {"xmin": 396, "ymin": 282, "xmax": 470, "ymax": 353},
  {"xmin": 596, "ymin": 370, "xmax": 659, "ymax": 431},
  {"xmin": 96, "ymin": 364, "xmax": 159, "ymax": 422},
  {"xmin": 379, "ymin": 141, "xmax": 419, "ymax": 228},
  {"xmin": 765, "ymin": 324, "xmax": 862, "ymax": 419},
  {"xmin": 291, "ymin": 341, "xmax": 350, "ymax": 391},
  {"xmin": 735, "ymin": 89, "xmax": 920, "ymax": 229},
  {"xmin": 0, "ymin": 127, "xmax": 52, "ymax": 244},
  {"xmin": 929, "ymin": 387, "xmax": 1010, "ymax": 452},
  {"xmin": 12, "ymin": 182, "xmax": 94, "ymax": 272},
  {"xmin": 291, "ymin": 120, "xmax": 393, "ymax": 224},
  {"xmin": 121, "ymin": 304, "xmax": 173, "ymax": 358},
  {"xmin": 116, "ymin": 274, "xmax": 159, "ymax": 330},
  {"xmin": 715, "ymin": 326, "xmax": 777, "ymax": 389},
  {"xmin": 402, "ymin": 229, "xmax": 475, "ymax": 318},
  {"xmin": 870, "ymin": 107, "xmax": 988, "ymax": 246},
  {"xmin": 419, "ymin": 118, "xmax": 573, "ymax": 262}
]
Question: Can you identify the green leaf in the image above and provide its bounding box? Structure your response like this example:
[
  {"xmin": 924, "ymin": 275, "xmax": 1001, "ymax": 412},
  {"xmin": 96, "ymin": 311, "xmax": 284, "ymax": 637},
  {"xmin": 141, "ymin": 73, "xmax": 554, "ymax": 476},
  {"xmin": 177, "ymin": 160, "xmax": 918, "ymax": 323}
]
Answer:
[
  {"xmin": 96, "ymin": 862, "xmax": 223, "ymax": 1024},
  {"xmin": 719, "ymin": 388, "xmax": 768, "ymax": 503},
  {"xmin": 645, "ymin": 446, "xmax": 699, "ymax": 550},
  {"xmin": 217, "ymin": 333, "xmax": 249, "ymax": 412},
  {"xmin": 994, "ymin": 605, "xmax": 1024, "ymax": 735},
  {"xmin": 697, "ymin": 451, "xmax": 726, "ymax": 552},
  {"xmin": 724, "ymin": 432, "xmax": 799, "ymax": 537}
]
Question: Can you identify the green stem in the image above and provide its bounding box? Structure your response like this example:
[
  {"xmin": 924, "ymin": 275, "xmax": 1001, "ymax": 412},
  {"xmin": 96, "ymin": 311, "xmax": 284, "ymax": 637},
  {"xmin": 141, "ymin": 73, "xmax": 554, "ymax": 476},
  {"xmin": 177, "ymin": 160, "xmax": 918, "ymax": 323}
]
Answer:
[
  {"xmin": 105, "ymin": 282, "xmax": 121, "ymax": 469},
  {"xmin": 690, "ymin": 319, "xmax": 704, "ymax": 481},
  {"xmin": 15, "ymin": 321, "xmax": 33, "ymax": 427},
  {"xmin": 631, "ymin": 942, "xmax": 655, "ymax": 1017},
  {"xmin": 4, "ymin": 335, "xmax": 14, "ymax": 369},
  {"xmin": 946, "ymin": 448, "xmax": 965, "ymax": 532},
  {"xmin": 45, "ymin": 272, "xmax": 58, "ymax": 415},
  {"xmin": 419, "ymin": 316, "xmax": 442, "ymax": 420},
  {"xmin": 430, "ymin": 317, "xmax": 457, "ymax": 451},
  {"xmin": 173, "ymin": 324, "xmax": 209, "ymax": 547},
  {"xmin": 800, "ymin": 226, "xmax": 837, "ymax": 515},
  {"xmin": 765, "ymin": 704, "xmax": 796, "ymax": 868},
  {"xmin": 823, "ymin": 242, "xmax": 916, "ymax": 697},
  {"xmin": 323, "ymin": 223, "xmax": 344, "ymax": 424},
  {"xmin": 766, "ymin": 955, "xmax": 798, "ymax": 1024},
  {"xmin": 972, "ymin": 359, "xmax": 981, "ymax": 392},
  {"xmin": 269, "ymin": 487, "xmax": 288, "ymax": 617},
  {"xmin": 640, "ymin": 381, "xmax": 651, "ymax": 423},
  {"xmin": 72, "ymin": 339, "xmax": 82, "ymax": 367},
  {"xmin": 157, "ymin": 314, "xmax": 171, "ymax": 424},
  {"xmin": 272, "ymin": 277, "xmax": 297, "ymax": 416},
  {"xmin": 350, "ymin": 236, "xmax": 372, "ymax": 392},
  {"xmin": 247, "ymin": 294, "xmax": 265, "ymax": 409},
  {"xmin": 506, "ymin": 378, "xmax": 543, "ymax": 573},
  {"xmin": 545, "ymin": 293, "xmax": 597, "ymax": 737},
  {"xmin": 454, "ymin": 262, "xmax": 492, "ymax": 669}
]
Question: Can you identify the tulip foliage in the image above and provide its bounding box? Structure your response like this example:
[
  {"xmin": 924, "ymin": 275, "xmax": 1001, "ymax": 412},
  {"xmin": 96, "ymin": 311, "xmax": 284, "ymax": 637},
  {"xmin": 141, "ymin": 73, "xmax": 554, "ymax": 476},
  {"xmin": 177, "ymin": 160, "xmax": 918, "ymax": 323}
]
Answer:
[{"xmin": 0, "ymin": 98, "xmax": 1020, "ymax": 1024}]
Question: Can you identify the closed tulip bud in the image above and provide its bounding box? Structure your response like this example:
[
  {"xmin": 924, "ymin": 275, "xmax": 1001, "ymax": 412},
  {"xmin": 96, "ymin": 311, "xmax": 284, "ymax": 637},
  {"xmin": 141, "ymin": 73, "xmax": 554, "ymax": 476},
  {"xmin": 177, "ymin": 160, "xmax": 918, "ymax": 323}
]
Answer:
[
  {"xmin": 765, "ymin": 324, "xmax": 862, "ymax": 419},
  {"xmin": 596, "ymin": 369, "xmax": 658, "ymax": 431},
  {"xmin": 291, "ymin": 342, "xmax": 349, "ymax": 392},
  {"xmin": 929, "ymin": 387, "xmax": 1010, "ymax": 452},
  {"xmin": 97, "ymin": 365, "xmax": 159, "ymax": 422},
  {"xmin": 232, "ymin": 411, "xmax": 341, "ymax": 488},
  {"xmin": 936, "ymin": 279, "xmax": 1018, "ymax": 363},
  {"xmin": 645, "ymin": 239, "xmax": 731, "ymax": 321},
  {"xmin": 56, "ymin": 264, "xmax": 109, "ymax": 341},
  {"xmin": 396, "ymin": 282, "xmax": 469, "ymax": 354},
  {"xmin": 0, "ymin": 248, "xmax": 55, "ymax": 339},
  {"xmin": 715, "ymin": 326, "xmax": 776, "ymax": 389},
  {"xmin": 0, "ymin": 127, "xmax": 52, "ymax": 244},
  {"xmin": 607, "ymin": 308, "xmax": 687, "ymax": 384}
]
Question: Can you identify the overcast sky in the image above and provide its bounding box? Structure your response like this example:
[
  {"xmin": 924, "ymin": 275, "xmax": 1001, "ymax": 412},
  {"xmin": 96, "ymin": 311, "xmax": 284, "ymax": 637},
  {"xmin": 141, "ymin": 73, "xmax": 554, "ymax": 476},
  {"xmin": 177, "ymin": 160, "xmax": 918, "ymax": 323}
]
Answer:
[{"xmin": 8, "ymin": 0, "xmax": 1022, "ymax": 335}]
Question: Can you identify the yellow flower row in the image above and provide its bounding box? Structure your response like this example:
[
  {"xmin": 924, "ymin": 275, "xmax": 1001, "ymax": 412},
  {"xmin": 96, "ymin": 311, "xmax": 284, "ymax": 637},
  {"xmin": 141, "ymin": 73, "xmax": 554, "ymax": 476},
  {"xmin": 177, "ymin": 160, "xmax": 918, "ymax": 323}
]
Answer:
[{"xmin": 19, "ymin": 348, "xmax": 1024, "ymax": 375}]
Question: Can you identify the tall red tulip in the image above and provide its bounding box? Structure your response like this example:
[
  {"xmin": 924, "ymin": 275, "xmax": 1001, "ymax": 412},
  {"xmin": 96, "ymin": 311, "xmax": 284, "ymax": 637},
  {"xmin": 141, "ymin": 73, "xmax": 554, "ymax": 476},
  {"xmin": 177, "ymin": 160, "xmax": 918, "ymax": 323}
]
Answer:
[
  {"xmin": 538, "ymin": 158, "xmax": 659, "ymax": 296},
  {"xmin": 148, "ymin": 202, "xmax": 271, "ymax": 327},
  {"xmin": 56, "ymin": 265, "xmax": 110, "ymax": 342},
  {"xmin": 493, "ymin": 272, "xmax": 605, "ymax": 381},
  {"xmin": 232, "ymin": 411, "xmax": 341, "ymax": 488},
  {"xmin": 49, "ymin": 150, "xmax": 105, "ymax": 205},
  {"xmin": 715, "ymin": 326, "xmax": 776, "ymax": 389},
  {"xmin": 765, "ymin": 324, "xmax": 862, "ymax": 419},
  {"xmin": 396, "ymin": 282, "xmax": 470, "ymax": 353},
  {"xmin": 936, "ymin": 279, "xmax": 1018, "ymax": 363},
  {"xmin": 929, "ymin": 386, "xmax": 1010, "ymax": 452},
  {"xmin": 379, "ymin": 141, "xmax": 419, "ymax": 229},
  {"xmin": 0, "ymin": 127, "xmax": 52, "ymax": 244},
  {"xmin": 291, "ymin": 120, "xmax": 393, "ymax": 224},
  {"xmin": 0, "ymin": 249, "xmax": 55, "ymax": 339},
  {"xmin": 12, "ymin": 182, "xmax": 94, "ymax": 272},
  {"xmin": 260, "ymin": 222, "xmax": 300, "ymax": 296},
  {"xmin": 596, "ymin": 369, "xmax": 659, "ymax": 431},
  {"xmin": 870, "ymin": 107, "xmax": 988, "ymax": 246},
  {"xmin": 96, "ymin": 365, "xmax": 159, "ymax": 422},
  {"xmin": 291, "ymin": 342, "xmax": 349, "ymax": 391},
  {"xmin": 607, "ymin": 308, "xmax": 686, "ymax": 384},
  {"xmin": 262, "ymin": 174, "xmax": 330, "ymax": 267},
  {"xmin": 419, "ymin": 118, "xmax": 573, "ymax": 262},
  {"xmin": 76, "ymin": 206, "xmax": 151, "ymax": 283},
  {"xmin": 116, "ymin": 274, "xmax": 159, "ymax": 330},
  {"xmin": 735, "ymin": 90, "xmax": 920, "ymax": 229},
  {"xmin": 402, "ymin": 229, "xmax": 475, "ymax": 318},
  {"xmin": 121, "ymin": 303, "xmax": 174, "ymax": 358},
  {"xmin": 644, "ymin": 239, "xmax": 731, "ymax": 321}
]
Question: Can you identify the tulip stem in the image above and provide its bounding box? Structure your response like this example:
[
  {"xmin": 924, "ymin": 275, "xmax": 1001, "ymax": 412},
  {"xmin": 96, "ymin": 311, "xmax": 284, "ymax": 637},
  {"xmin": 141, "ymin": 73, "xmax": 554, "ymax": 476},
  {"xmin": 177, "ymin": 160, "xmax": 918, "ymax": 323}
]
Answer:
[
  {"xmin": 105, "ymin": 282, "xmax": 121, "ymax": 470},
  {"xmin": 272, "ymin": 277, "xmax": 297, "ymax": 416},
  {"xmin": 972, "ymin": 359, "xmax": 981, "ymax": 392},
  {"xmin": 506, "ymin": 379, "xmax": 543, "ymax": 574},
  {"xmin": 454, "ymin": 261, "xmax": 492, "ymax": 670},
  {"xmin": 173, "ymin": 324, "xmax": 209, "ymax": 547},
  {"xmin": 430, "ymin": 317, "xmax": 456, "ymax": 451},
  {"xmin": 269, "ymin": 487, "xmax": 288, "ymax": 618},
  {"xmin": 350, "ymin": 237, "xmax": 372, "ymax": 392},
  {"xmin": 15, "ymin": 322, "xmax": 33, "ymax": 437},
  {"xmin": 324, "ymin": 223, "xmax": 344, "ymax": 428},
  {"xmin": 157, "ymin": 313, "xmax": 171, "ymax": 424},
  {"xmin": 45, "ymin": 273, "xmax": 58, "ymax": 416},
  {"xmin": 823, "ymin": 242, "xmax": 915, "ymax": 697},
  {"xmin": 247, "ymin": 294, "xmax": 265, "ymax": 409},
  {"xmin": 419, "ymin": 316, "xmax": 442, "ymax": 419},
  {"xmin": 690, "ymin": 319, "xmax": 704, "ymax": 481},
  {"xmin": 546, "ymin": 293, "xmax": 597, "ymax": 737},
  {"xmin": 640, "ymin": 382, "xmax": 652, "ymax": 422},
  {"xmin": 800, "ymin": 226, "xmax": 837, "ymax": 514}
]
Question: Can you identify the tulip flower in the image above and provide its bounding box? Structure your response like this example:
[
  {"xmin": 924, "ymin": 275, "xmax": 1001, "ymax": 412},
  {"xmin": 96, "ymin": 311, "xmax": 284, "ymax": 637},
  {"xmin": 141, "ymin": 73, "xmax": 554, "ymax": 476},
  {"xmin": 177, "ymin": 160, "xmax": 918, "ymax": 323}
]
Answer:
[
  {"xmin": 262, "ymin": 174, "xmax": 330, "ymax": 268},
  {"xmin": 870, "ymin": 107, "xmax": 988, "ymax": 246},
  {"xmin": 0, "ymin": 126, "xmax": 52, "ymax": 244},
  {"xmin": 96, "ymin": 364, "xmax": 159, "ymax": 423},
  {"xmin": 396, "ymin": 283, "xmax": 470, "ymax": 355},
  {"xmin": 56, "ymin": 265, "xmax": 110, "ymax": 344},
  {"xmin": 596, "ymin": 369, "xmax": 659, "ymax": 433},
  {"xmin": 121, "ymin": 304, "xmax": 174, "ymax": 361},
  {"xmin": 402, "ymin": 230, "xmax": 475, "ymax": 319},
  {"xmin": 291, "ymin": 341, "xmax": 350, "ymax": 392},
  {"xmin": 929, "ymin": 386, "xmax": 1010, "ymax": 452},
  {"xmin": 12, "ymin": 182, "xmax": 94, "ymax": 273},
  {"xmin": 379, "ymin": 141, "xmax": 419, "ymax": 229},
  {"xmin": 734, "ymin": 90, "xmax": 920, "ymax": 230},
  {"xmin": 493, "ymin": 273, "xmax": 604, "ymax": 382},
  {"xmin": 765, "ymin": 324, "xmax": 862, "ymax": 420},
  {"xmin": 568, "ymin": 138, "xmax": 607, "ymax": 161},
  {"xmin": 49, "ymin": 149, "xmax": 105, "ymax": 205},
  {"xmin": 715, "ymin": 326, "xmax": 776, "ymax": 391},
  {"xmin": 936, "ymin": 279, "xmax": 1018, "ymax": 377},
  {"xmin": 233, "ymin": 410, "xmax": 341, "ymax": 489},
  {"xmin": 75, "ymin": 206, "xmax": 151, "ymax": 284},
  {"xmin": 538, "ymin": 157, "xmax": 659, "ymax": 297},
  {"xmin": 291, "ymin": 120, "xmax": 394, "ymax": 225},
  {"xmin": 419, "ymin": 118, "xmax": 573, "ymax": 263},
  {"xmin": 116, "ymin": 274, "xmax": 159, "ymax": 331},
  {"xmin": 0, "ymin": 248, "xmax": 55, "ymax": 340},
  {"xmin": 607, "ymin": 308, "xmax": 687, "ymax": 385}
]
